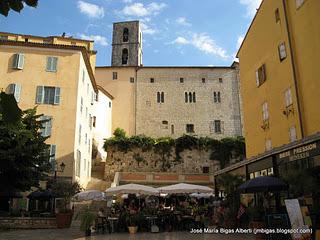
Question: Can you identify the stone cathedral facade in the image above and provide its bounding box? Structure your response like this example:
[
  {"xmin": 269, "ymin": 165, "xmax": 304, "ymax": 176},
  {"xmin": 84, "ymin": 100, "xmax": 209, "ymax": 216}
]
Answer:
[{"xmin": 96, "ymin": 20, "xmax": 242, "ymax": 139}]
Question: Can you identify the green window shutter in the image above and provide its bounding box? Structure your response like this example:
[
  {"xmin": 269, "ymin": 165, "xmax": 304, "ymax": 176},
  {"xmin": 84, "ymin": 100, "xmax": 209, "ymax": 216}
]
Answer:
[
  {"xmin": 14, "ymin": 83, "xmax": 21, "ymax": 102},
  {"xmin": 52, "ymin": 57, "xmax": 58, "ymax": 71},
  {"xmin": 17, "ymin": 54, "xmax": 24, "ymax": 69},
  {"xmin": 47, "ymin": 116, "xmax": 52, "ymax": 136},
  {"xmin": 54, "ymin": 87, "xmax": 60, "ymax": 105},
  {"xmin": 46, "ymin": 57, "xmax": 52, "ymax": 71},
  {"xmin": 39, "ymin": 116, "xmax": 45, "ymax": 137},
  {"xmin": 36, "ymin": 86, "xmax": 44, "ymax": 104},
  {"xmin": 49, "ymin": 144, "xmax": 56, "ymax": 171},
  {"xmin": 46, "ymin": 57, "xmax": 57, "ymax": 72},
  {"xmin": 12, "ymin": 54, "xmax": 19, "ymax": 68}
]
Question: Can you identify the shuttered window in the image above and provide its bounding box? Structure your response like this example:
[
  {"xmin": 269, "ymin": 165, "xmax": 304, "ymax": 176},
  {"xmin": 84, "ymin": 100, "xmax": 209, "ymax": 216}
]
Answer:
[
  {"xmin": 262, "ymin": 102, "xmax": 269, "ymax": 121},
  {"xmin": 46, "ymin": 56, "xmax": 58, "ymax": 72},
  {"xmin": 40, "ymin": 116, "xmax": 52, "ymax": 137},
  {"xmin": 289, "ymin": 126, "xmax": 297, "ymax": 142},
  {"xmin": 76, "ymin": 150, "xmax": 81, "ymax": 177},
  {"xmin": 214, "ymin": 120, "xmax": 222, "ymax": 133},
  {"xmin": 12, "ymin": 53, "xmax": 25, "ymax": 70},
  {"xmin": 49, "ymin": 145, "xmax": 56, "ymax": 171},
  {"xmin": 278, "ymin": 42, "xmax": 287, "ymax": 61},
  {"xmin": 7, "ymin": 83, "xmax": 22, "ymax": 102},
  {"xmin": 255, "ymin": 64, "xmax": 266, "ymax": 87},
  {"xmin": 36, "ymin": 86, "xmax": 60, "ymax": 105},
  {"xmin": 284, "ymin": 88, "xmax": 293, "ymax": 107}
]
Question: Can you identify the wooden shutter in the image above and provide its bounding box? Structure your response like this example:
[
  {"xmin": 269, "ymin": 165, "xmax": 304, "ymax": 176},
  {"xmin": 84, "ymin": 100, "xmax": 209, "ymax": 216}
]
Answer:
[
  {"xmin": 49, "ymin": 144, "xmax": 56, "ymax": 170},
  {"xmin": 36, "ymin": 86, "xmax": 44, "ymax": 104},
  {"xmin": 54, "ymin": 87, "xmax": 60, "ymax": 105},
  {"xmin": 17, "ymin": 54, "xmax": 24, "ymax": 69},
  {"xmin": 46, "ymin": 116, "xmax": 52, "ymax": 136},
  {"xmin": 52, "ymin": 57, "xmax": 58, "ymax": 71},
  {"xmin": 14, "ymin": 83, "xmax": 21, "ymax": 102},
  {"xmin": 12, "ymin": 54, "xmax": 19, "ymax": 69}
]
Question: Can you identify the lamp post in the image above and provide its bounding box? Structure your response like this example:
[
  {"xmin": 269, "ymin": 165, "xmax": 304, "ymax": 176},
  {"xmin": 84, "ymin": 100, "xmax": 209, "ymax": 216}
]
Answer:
[{"xmin": 54, "ymin": 162, "xmax": 65, "ymax": 180}]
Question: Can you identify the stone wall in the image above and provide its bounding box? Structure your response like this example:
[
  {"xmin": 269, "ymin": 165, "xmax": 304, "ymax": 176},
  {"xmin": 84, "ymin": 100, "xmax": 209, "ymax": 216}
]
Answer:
[
  {"xmin": 105, "ymin": 146, "xmax": 220, "ymax": 182},
  {"xmin": 0, "ymin": 217, "xmax": 56, "ymax": 229}
]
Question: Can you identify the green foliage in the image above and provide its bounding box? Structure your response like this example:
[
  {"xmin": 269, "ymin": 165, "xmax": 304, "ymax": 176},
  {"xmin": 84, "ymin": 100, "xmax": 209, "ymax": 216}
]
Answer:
[
  {"xmin": 76, "ymin": 209, "xmax": 96, "ymax": 231},
  {"xmin": 104, "ymin": 128, "xmax": 246, "ymax": 169},
  {"xmin": 49, "ymin": 179, "xmax": 82, "ymax": 212},
  {"xmin": 0, "ymin": 94, "xmax": 51, "ymax": 193},
  {"xmin": 0, "ymin": 0, "xmax": 38, "ymax": 17},
  {"xmin": 91, "ymin": 140, "xmax": 98, "ymax": 160}
]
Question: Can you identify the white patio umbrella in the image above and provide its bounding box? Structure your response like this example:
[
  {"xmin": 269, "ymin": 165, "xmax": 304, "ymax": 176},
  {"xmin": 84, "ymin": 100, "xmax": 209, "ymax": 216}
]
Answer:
[
  {"xmin": 190, "ymin": 193, "xmax": 215, "ymax": 199},
  {"xmin": 158, "ymin": 183, "xmax": 213, "ymax": 194},
  {"xmin": 105, "ymin": 183, "xmax": 159, "ymax": 196},
  {"xmin": 73, "ymin": 190, "xmax": 106, "ymax": 201}
]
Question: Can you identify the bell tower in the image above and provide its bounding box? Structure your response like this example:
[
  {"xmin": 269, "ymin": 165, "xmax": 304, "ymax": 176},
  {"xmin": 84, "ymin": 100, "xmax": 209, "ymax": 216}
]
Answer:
[{"xmin": 111, "ymin": 20, "xmax": 143, "ymax": 67}]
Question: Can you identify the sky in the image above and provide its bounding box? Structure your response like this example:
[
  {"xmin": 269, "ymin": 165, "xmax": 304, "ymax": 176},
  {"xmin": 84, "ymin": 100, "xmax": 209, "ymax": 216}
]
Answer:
[{"xmin": 0, "ymin": 0, "xmax": 262, "ymax": 67}]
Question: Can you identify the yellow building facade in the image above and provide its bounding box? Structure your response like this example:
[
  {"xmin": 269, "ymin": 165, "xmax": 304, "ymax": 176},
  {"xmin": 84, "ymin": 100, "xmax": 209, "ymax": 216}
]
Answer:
[
  {"xmin": 237, "ymin": 0, "xmax": 320, "ymax": 158},
  {"xmin": 0, "ymin": 33, "xmax": 102, "ymax": 188}
]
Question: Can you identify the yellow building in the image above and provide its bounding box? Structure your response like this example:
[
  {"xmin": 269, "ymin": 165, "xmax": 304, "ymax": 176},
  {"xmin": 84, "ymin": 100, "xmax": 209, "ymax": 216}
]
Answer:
[
  {"xmin": 237, "ymin": 0, "xmax": 320, "ymax": 159},
  {"xmin": 0, "ymin": 32, "xmax": 109, "ymax": 188}
]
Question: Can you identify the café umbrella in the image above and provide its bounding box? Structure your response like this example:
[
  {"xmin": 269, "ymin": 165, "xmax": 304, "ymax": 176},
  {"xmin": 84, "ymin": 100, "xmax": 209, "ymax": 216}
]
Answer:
[
  {"xmin": 237, "ymin": 176, "xmax": 288, "ymax": 193},
  {"xmin": 158, "ymin": 183, "xmax": 214, "ymax": 194},
  {"xmin": 105, "ymin": 183, "xmax": 159, "ymax": 196},
  {"xmin": 73, "ymin": 190, "xmax": 105, "ymax": 201}
]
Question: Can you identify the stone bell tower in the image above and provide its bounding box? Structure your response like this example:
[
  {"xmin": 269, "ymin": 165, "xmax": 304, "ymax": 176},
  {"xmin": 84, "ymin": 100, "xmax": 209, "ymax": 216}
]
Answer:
[{"xmin": 111, "ymin": 20, "xmax": 143, "ymax": 67}]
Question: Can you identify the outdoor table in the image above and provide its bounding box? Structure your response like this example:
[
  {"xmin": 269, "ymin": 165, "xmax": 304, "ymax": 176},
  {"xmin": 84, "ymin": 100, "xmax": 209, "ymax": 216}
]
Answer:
[{"xmin": 108, "ymin": 217, "xmax": 119, "ymax": 233}]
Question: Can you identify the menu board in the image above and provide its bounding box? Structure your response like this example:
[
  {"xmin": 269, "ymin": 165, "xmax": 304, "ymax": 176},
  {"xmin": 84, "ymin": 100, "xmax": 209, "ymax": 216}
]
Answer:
[{"xmin": 285, "ymin": 199, "xmax": 304, "ymax": 239}]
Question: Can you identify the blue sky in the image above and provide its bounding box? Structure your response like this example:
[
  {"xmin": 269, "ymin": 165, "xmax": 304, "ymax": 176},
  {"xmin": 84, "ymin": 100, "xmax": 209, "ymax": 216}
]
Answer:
[{"xmin": 0, "ymin": 0, "xmax": 262, "ymax": 67}]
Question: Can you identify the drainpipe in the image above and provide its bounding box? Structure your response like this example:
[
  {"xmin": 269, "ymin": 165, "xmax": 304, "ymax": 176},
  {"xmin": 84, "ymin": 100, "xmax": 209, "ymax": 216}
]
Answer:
[{"xmin": 282, "ymin": 0, "xmax": 304, "ymax": 138}]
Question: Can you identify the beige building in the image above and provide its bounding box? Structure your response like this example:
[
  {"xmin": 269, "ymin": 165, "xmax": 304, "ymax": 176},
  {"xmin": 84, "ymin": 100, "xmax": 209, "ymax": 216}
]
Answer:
[
  {"xmin": 96, "ymin": 21, "xmax": 242, "ymax": 138},
  {"xmin": 0, "ymin": 32, "xmax": 111, "ymax": 188}
]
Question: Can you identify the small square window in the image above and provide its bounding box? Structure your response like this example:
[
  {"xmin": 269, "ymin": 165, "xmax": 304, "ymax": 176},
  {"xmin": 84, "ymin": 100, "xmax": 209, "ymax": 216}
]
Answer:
[
  {"xmin": 202, "ymin": 166, "xmax": 209, "ymax": 174},
  {"xmin": 130, "ymin": 77, "xmax": 134, "ymax": 83},
  {"xmin": 214, "ymin": 120, "xmax": 221, "ymax": 133},
  {"xmin": 256, "ymin": 64, "xmax": 266, "ymax": 87},
  {"xmin": 180, "ymin": 78, "xmax": 184, "ymax": 83},
  {"xmin": 112, "ymin": 72, "xmax": 118, "ymax": 80},
  {"xmin": 186, "ymin": 124, "xmax": 194, "ymax": 133},
  {"xmin": 202, "ymin": 78, "xmax": 206, "ymax": 83},
  {"xmin": 219, "ymin": 78, "xmax": 223, "ymax": 83},
  {"xmin": 150, "ymin": 78, "xmax": 154, "ymax": 83}
]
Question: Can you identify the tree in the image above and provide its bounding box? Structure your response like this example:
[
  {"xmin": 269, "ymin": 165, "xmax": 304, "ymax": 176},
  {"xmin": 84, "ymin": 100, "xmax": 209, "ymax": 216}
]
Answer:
[
  {"xmin": 0, "ymin": 92, "xmax": 51, "ymax": 193},
  {"xmin": 0, "ymin": 0, "xmax": 38, "ymax": 17}
]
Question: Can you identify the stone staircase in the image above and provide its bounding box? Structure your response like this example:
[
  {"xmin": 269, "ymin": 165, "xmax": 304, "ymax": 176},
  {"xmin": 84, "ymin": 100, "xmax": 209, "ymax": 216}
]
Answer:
[{"xmin": 86, "ymin": 161, "xmax": 111, "ymax": 191}]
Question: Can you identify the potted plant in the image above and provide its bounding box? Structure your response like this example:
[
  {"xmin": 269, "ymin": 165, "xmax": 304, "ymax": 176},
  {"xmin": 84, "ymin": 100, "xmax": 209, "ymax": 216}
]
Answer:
[
  {"xmin": 76, "ymin": 209, "xmax": 96, "ymax": 236},
  {"xmin": 49, "ymin": 179, "xmax": 82, "ymax": 228}
]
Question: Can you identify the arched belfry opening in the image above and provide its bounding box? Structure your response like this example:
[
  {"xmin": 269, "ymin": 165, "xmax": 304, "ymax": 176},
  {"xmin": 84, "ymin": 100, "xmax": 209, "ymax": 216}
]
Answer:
[
  {"xmin": 122, "ymin": 48, "xmax": 128, "ymax": 65},
  {"xmin": 123, "ymin": 28, "xmax": 129, "ymax": 42}
]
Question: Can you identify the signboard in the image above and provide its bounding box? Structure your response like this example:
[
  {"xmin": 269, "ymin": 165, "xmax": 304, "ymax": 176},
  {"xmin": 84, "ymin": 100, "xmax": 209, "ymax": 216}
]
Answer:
[
  {"xmin": 285, "ymin": 199, "xmax": 304, "ymax": 239},
  {"xmin": 277, "ymin": 141, "xmax": 320, "ymax": 162}
]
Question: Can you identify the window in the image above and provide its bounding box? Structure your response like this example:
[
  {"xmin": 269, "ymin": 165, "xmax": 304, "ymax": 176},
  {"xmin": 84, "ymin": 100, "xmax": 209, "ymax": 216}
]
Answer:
[
  {"xmin": 109, "ymin": 102, "xmax": 112, "ymax": 108},
  {"xmin": 180, "ymin": 78, "xmax": 184, "ymax": 83},
  {"xmin": 214, "ymin": 91, "xmax": 221, "ymax": 103},
  {"xmin": 278, "ymin": 42, "xmax": 287, "ymax": 61},
  {"xmin": 93, "ymin": 116, "xmax": 96, "ymax": 127},
  {"xmin": 171, "ymin": 125, "xmax": 174, "ymax": 134},
  {"xmin": 122, "ymin": 48, "xmax": 128, "ymax": 65},
  {"xmin": 85, "ymin": 133, "xmax": 87, "ymax": 145},
  {"xmin": 162, "ymin": 120, "xmax": 168, "ymax": 129},
  {"xmin": 7, "ymin": 83, "xmax": 21, "ymax": 102},
  {"xmin": 296, "ymin": 0, "xmax": 304, "ymax": 9},
  {"xmin": 49, "ymin": 145, "xmax": 56, "ymax": 171},
  {"xmin": 185, "ymin": 92, "xmax": 196, "ymax": 103},
  {"xmin": 80, "ymin": 97, "xmax": 83, "ymax": 113},
  {"xmin": 76, "ymin": 150, "xmax": 81, "ymax": 177},
  {"xmin": 36, "ymin": 86, "xmax": 60, "ymax": 105},
  {"xmin": 46, "ymin": 56, "xmax": 58, "ymax": 72},
  {"xmin": 123, "ymin": 28, "xmax": 129, "ymax": 42},
  {"xmin": 89, "ymin": 114, "xmax": 92, "ymax": 128},
  {"xmin": 24, "ymin": 38, "xmax": 29, "ymax": 42},
  {"xmin": 12, "ymin": 53, "xmax": 24, "ymax": 70},
  {"xmin": 91, "ymin": 92, "xmax": 94, "ymax": 105},
  {"xmin": 157, "ymin": 92, "xmax": 164, "ymax": 103},
  {"xmin": 284, "ymin": 88, "xmax": 293, "ymax": 107},
  {"xmin": 289, "ymin": 126, "xmax": 297, "ymax": 142},
  {"xmin": 275, "ymin": 8, "xmax": 280, "ymax": 23},
  {"xmin": 112, "ymin": 72, "xmax": 117, "ymax": 80},
  {"xmin": 262, "ymin": 102, "xmax": 269, "ymax": 121},
  {"xmin": 88, "ymin": 139, "xmax": 91, "ymax": 154},
  {"xmin": 82, "ymin": 70, "xmax": 85, "ymax": 83},
  {"xmin": 265, "ymin": 139, "xmax": 272, "ymax": 151},
  {"xmin": 95, "ymin": 92, "xmax": 98, "ymax": 101},
  {"xmin": 186, "ymin": 124, "xmax": 194, "ymax": 133},
  {"xmin": 78, "ymin": 125, "xmax": 82, "ymax": 145},
  {"xmin": 130, "ymin": 77, "xmax": 134, "ymax": 83},
  {"xmin": 256, "ymin": 64, "xmax": 266, "ymax": 87},
  {"xmin": 202, "ymin": 78, "xmax": 206, "ymax": 83},
  {"xmin": 40, "ymin": 116, "xmax": 52, "ymax": 137},
  {"xmin": 150, "ymin": 78, "xmax": 154, "ymax": 83},
  {"xmin": 202, "ymin": 166, "xmax": 209, "ymax": 174},
  {"xmin": 214, "ymin": 120, "xmax": 222, "ymax": 133},
  {"xmin": 87, "ymin": 83, "xmax": 89, "ymax": 95},
  {"xmin": 219, "ymin": 78, "xmax": 223, "ymax": 83}
]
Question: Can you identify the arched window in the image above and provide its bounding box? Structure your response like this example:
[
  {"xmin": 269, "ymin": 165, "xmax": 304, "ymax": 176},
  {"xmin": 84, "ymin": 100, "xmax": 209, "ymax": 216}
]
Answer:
[
  {"xmin": 189, "ymin": 92, "xmax": 192, "ymax": 103},
  {"xmin": 185, "ymin": 92, "xmax": 188, "ymax": 103},
  {"xmin": 123, "ymin": 28, "xmax": 129, "ymax": 42},
  {"xmin": 193, "ymin": 92, "xmax": 196, "ymax": 102},
  {"xmin": 122, "ymin": 48, "xmax": 128, "ymax": 65},
  {"xmin": 161, "ymin": 92, "xmax": 164, "ymax": 103}
]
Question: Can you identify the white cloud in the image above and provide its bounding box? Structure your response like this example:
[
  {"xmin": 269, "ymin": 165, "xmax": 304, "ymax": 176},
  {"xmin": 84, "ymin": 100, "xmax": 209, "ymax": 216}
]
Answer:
[
  {"xmin": 172, "ymin": 33, "xmax": 229, "ymax": 59},
  {"xmin": 121, "ymin": 2, "xmax": 166, "ymax": 17},
  {"xmin": 176, "ymin": 17, "xmax": 191, "ymax": 27},
  {"xmin": 78, "ymin": 34, "xmax": 108, "ymax": 46},
  {"xmin": 236, "ymin": 35, "xmax": 244, "ymax": 49},
  {"xmin": 239, "ymin": 0, "xmax": 262, "ymax": 18},
  {"xmin": 173, "ymin": 36, "xmax": 189, "ymax": 45},
  {"xmin": 140, "ymin": 22, "xmax": 156, "ymax": 35},
  {"xmin": 123, "ymin": 0, "xmax": 132, "ymax": 3},
  {"xmin": 77, "ymin": 1, "xmax": 105, "ymax": 19}
]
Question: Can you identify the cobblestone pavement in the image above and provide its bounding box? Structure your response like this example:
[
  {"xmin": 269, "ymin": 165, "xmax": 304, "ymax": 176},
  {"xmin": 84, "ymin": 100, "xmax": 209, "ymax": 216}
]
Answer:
[{"xmin": 0, "ymin": 227, "xmax": 255, "ymax": 240}]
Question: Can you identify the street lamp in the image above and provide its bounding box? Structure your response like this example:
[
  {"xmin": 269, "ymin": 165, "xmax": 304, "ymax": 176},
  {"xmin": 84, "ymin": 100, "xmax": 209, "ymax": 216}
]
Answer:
[{"xmin": 54, "ymin": 162, "xmax": 65, "ymax": 180}]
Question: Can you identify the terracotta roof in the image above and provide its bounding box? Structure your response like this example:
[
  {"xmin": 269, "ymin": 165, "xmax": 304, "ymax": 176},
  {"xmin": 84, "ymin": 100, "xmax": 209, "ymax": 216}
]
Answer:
[
  {"xmin": 97, "ymin": 85, "xmax": 114, "ymax": 100},
  {"xmin": 0, "ymin": 40, "xmax": 98, "ymax": 93}
]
